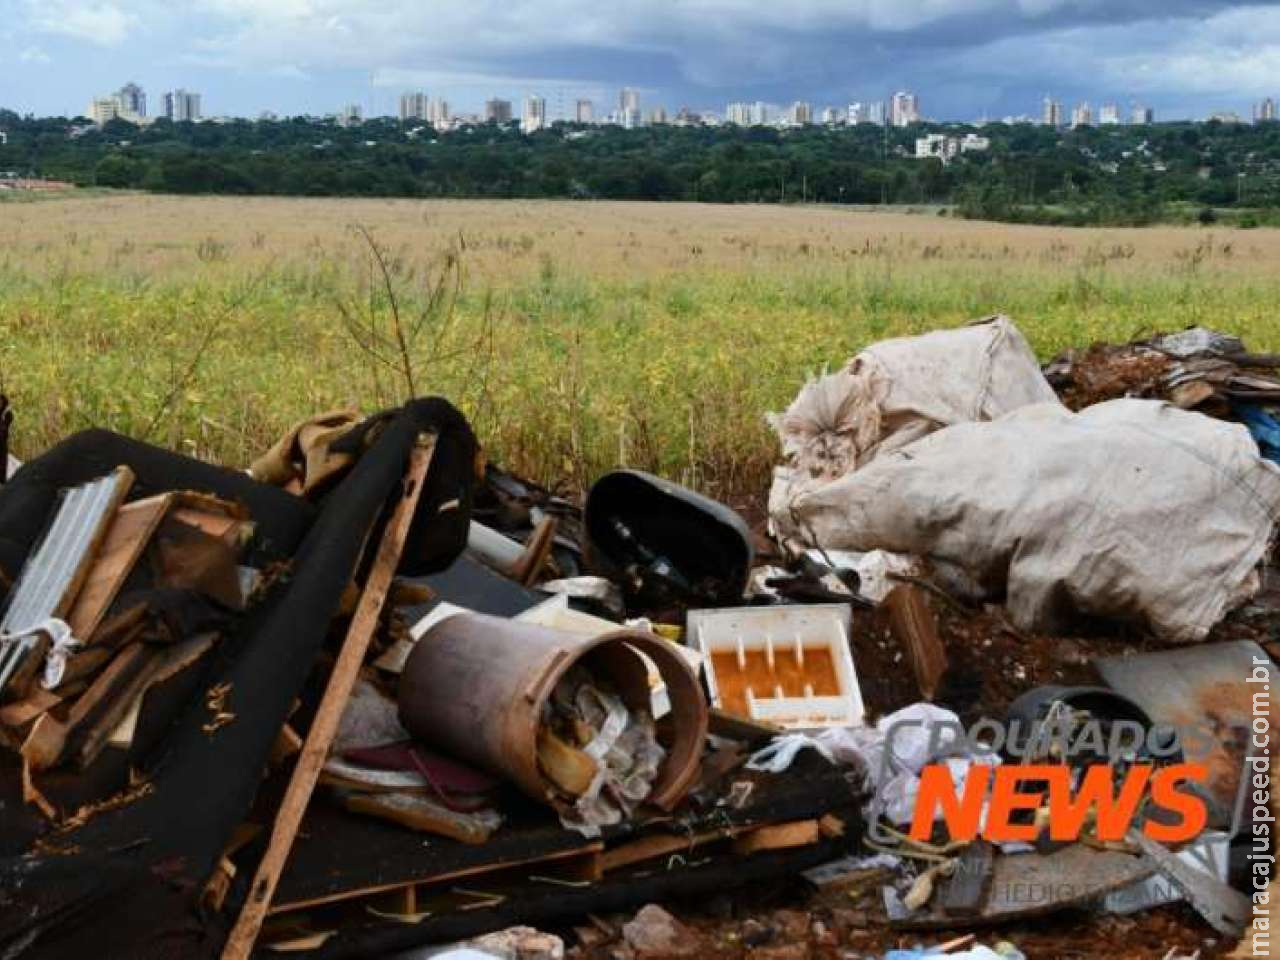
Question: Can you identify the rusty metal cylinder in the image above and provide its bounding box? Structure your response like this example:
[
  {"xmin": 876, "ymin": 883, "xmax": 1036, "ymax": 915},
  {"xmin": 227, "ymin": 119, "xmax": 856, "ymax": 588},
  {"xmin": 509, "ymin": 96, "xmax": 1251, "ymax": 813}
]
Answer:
[{"xmin": 398, "ymin": 612, "xmax": 707, "ymax": 810}]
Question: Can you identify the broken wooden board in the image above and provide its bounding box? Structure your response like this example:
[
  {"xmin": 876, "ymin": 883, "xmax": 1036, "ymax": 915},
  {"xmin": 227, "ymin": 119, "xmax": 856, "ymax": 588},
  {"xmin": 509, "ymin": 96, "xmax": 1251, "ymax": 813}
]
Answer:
[
  {"xmin": 341, "ymin": 791, "xmax": 498, "ymax": 846},
  {"xmin": 268, "ymin": 749, "xmax": 858, "ymax": 925},
  {"xmin": 601, "ymin": 826, "xmax": 747, "ymax": 872},
  {"xmin": 883, "ymin": 584, "xmax": 948, "ymax": 701},
  {"xmin": 731, "ymin": 819, "xmax": 821, "ymax": 856},
  {"xmin": 0, "ymin": 689, "xmax": 63, "ymax": 728},
  {"xmin": 271, "ymin": 834, "xmax": 603, "ymax": 916},
  {"xmin": 292, "ymin": 823, "xmax": 853, "ymax": 958},
  {"xmin": 1097, "ymin": 640, "xmax": 1275, "ymax": 829},
  {"xmin": 104, "ymin": 634, "xmax": 218, "ymax": 753},
  {"xmin": 22, "ymin": 642, "xmax": 150, "ymax": 771},
  {"xmin": 169, "ymin": 491, "xmax": 253, "ymax": 540},
  {"xmin": 222, "ymin": 439, "xmax": 435, "ymax": 960},
  {"xmin": 891, "ymin": 844, "xmax": 1156, "ymax": 930},
  {"xmin": 509, "ymin": 515, "xmax": 558, "ymax": 586},
  {"xmin": 66, "ymin": 493, "xmax": 174, "ymax": 642},
  {"xmin": 269, "ymin": 797, "xmax": 601, "ymax": 916}
]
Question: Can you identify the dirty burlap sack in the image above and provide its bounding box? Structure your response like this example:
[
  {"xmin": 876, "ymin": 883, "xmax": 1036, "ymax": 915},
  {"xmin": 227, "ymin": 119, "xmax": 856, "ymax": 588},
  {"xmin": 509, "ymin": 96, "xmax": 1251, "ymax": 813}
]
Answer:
[{"xmin": 771, "ymin": 398, "xmax": 1280, "ymax": 643}]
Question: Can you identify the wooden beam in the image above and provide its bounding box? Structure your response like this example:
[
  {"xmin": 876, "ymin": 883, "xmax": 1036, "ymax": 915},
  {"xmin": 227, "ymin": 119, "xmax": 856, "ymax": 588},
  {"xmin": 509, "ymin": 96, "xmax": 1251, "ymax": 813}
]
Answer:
[
  {"xmin": 601, "ymin": 826, "xmax": 746, "ymax": 872},
  {"xmin": 268, "ymin": 842, "xmax": 602, "ymax": 916},
  {"xmin": 509, "ymin": 515, "xmax": 558, "ymax": 586},
  {"xmin": 730, "ymin": 819, "xmax": 820, "ymax": 856},
  {"xmin": 267, "ymin": 723, "xmax": 303, "ymax": 768},
  {"xmin": 0, "ymin": 689, "xmax": 62, "ymax": 728},
  {"xmin": 883, "ymin": 584, "xmax": 948, "ymax": 701},
  {"xmin": 222, "ymin": 439, "xmax": 435, "ymax": 960},
  {"xmin": 341, "ymin": 791, "xmax": 498, "ymax": 845},
  {"xmin": 21, "ymin": 642, "xmax": 148, "ymax": 771}
]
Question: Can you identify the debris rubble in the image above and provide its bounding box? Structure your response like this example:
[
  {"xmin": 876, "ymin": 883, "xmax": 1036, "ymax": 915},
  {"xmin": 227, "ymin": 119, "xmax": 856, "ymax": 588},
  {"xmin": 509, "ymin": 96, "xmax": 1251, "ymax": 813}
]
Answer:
[{"xmin": 0, "ymin": 320, "xmax": 1273, "ymax": 959}]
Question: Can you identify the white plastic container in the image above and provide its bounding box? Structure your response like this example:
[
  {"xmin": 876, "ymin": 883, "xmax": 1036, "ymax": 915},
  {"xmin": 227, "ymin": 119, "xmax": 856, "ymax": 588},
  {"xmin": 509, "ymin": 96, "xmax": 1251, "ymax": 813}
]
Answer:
[{"xmin": 687, "ymin": 603, "xmax": 863, "ymax": 729}]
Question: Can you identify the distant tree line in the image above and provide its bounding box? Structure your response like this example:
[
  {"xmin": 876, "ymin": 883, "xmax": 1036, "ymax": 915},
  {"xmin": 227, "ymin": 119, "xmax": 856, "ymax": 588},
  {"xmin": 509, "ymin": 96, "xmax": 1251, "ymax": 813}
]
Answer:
[{"xmin": 2, "ymin": 109, "xmax": 1279, "ymax": 225}]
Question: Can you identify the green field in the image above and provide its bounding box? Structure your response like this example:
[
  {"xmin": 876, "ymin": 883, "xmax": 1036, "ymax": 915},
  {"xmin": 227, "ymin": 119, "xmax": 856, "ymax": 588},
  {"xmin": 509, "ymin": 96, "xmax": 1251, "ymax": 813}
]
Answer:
[{"xmin": 4, "ymin": 194, "xmax": 1279, "ymax": 500}]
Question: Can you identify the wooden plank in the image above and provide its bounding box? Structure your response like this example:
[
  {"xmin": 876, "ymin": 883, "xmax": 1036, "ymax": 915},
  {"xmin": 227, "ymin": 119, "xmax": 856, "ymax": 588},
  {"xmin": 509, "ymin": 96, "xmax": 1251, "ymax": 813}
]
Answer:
[
  {"xmin": 21, "ymin": 642, "xmax": 147, "ymax": 770},
  {"xmin": 940, "ymin": 840, "xmax": 993, "ymax": 917},
  {"xmin": 730, "ymin": 820, "xmax": 820, "ymax": 856},
  {"xmin": 54, "ymin": 466, "xmax": 136, "ymax": 623},
  {"xmin": 601, "ymin": 826, "xmax": 746, "ymax": 872},
  {"xmin": 883, "ymin": 584, "xmax": 948, "ymax": 701},
  {"xmin": 269, "ymin": 842, "xmax": 602, "ymax": 916},
  {"xmin": 170, "ymin": 507, "xmax": 243, "ymax": 543},
  {"xmin": 509, "ymin": 515, "xmax": 558, "ymax": 586},
  {"xmin": 66, "ymin": 633, "xmax": 214, "ymax": 761},
  {"xmin": 0, "ymin": 689, "xmax": 62, "ymax": 728},
  {"xmin": 70, "ymin": 647, "xmax": 166, "ymax": 769},
  {"xmin": 66, "ymin": 494, "xmax": 174, "ymax": 642},
  {"xmin": 268, "ymin": 724, "xmax": 303, "ymax": 768},
  {"xmin": 223, "ymin": 438, "xmax": 435, "ymax": 960},
  {"xmin": 341, "ymin": 792, "xmax": 498, "ymax": 845}
]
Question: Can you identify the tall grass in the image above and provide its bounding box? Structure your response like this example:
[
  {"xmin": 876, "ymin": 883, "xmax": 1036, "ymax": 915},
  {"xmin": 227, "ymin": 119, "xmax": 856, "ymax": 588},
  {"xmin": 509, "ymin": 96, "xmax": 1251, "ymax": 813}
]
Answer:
[{"xmin": 2, "ymin": 198, "xmax": 1278, "ymax": 501}]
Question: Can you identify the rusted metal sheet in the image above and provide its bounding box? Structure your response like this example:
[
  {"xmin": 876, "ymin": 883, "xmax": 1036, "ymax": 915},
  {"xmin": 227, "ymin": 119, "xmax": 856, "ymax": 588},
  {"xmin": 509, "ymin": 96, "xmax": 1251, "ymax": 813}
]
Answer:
[{"xmin": 1097, "ymin": 640, "xmax": 1274, "ymax": 830}]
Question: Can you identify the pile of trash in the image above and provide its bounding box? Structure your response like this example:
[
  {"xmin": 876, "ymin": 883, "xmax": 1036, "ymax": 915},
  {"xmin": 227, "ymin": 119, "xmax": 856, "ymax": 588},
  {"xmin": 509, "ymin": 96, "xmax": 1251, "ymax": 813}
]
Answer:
[{"xmin": 0, "ymin": 318, "xmax": 1274, "ymax": 959}]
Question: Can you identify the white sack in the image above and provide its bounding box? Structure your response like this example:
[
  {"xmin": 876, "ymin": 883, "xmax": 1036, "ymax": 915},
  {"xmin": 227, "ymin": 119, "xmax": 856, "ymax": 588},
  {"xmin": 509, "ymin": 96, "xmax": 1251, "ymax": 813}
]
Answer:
[
  {"xmin": 767, "ymin": 315, "xmax": 1058, "ymax": 485},
  {"xmin": 770, "ymin": 399, "xmax": 1280, "ymax": 643}
]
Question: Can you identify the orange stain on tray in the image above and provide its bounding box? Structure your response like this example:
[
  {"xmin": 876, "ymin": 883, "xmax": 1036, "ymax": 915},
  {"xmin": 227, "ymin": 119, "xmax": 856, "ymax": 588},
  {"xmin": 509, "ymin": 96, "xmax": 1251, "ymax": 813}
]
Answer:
[{"xmin": 710, "ymin": 648, "xmax": 839, "ymax": 718}]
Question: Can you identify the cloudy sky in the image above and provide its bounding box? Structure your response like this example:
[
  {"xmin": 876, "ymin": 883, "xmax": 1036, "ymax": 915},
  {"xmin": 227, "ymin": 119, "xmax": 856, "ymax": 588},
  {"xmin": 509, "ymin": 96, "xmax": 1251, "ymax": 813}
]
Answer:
[{"xmin": 3, "ymin": 0, "xmax": 1279, "ymax": 121}]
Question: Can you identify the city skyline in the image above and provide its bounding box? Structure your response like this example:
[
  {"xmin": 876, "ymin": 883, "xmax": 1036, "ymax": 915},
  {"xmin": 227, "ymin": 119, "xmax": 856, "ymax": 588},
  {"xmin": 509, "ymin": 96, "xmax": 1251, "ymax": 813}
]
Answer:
[
  {"xmin": 67, "ymin": 80, "xmax": 1280, "ymax": 132},
  {"xmin": 4, "ymin": 2, "xmax": 1280, "ymax": 123}
]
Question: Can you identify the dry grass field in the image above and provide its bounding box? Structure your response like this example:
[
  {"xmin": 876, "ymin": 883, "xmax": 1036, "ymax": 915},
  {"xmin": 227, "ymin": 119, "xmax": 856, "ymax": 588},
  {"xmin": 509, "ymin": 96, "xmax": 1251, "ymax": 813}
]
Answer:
[{"xmin": 3, "ymin": 193, "xmax": 1279, "ymax": 497}]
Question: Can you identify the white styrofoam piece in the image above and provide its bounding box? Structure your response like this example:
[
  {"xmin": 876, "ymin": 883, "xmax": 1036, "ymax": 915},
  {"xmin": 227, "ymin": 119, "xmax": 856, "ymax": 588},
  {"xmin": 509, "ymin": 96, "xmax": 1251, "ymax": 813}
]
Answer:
[{"xmin": 688, "ymin": 603, "xmax": 863, "ymax": 729}]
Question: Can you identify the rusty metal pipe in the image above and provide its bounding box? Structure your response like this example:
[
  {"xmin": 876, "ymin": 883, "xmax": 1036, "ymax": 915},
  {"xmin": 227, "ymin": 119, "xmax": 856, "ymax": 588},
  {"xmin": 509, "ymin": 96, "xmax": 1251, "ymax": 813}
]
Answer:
[{"xmin": 398, "ymin": 612, "xmax": 707, "ymax": 811}]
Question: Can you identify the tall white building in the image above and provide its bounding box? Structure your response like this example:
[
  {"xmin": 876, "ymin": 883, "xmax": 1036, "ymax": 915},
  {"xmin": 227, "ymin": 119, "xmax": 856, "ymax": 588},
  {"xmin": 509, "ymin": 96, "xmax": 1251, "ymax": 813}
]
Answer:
[
  {"xmin": 1099, "ymin": 102, "xmax": 1121, "ymax": 125},
  {"xmin": 338, "ymin": 103, "xmax": 363, "ymax": 127},
  {"xmin": 787, "ymin": 101, "xmax": 812, "ymax": 126},
  {"xmin": 427, "ymin": 97, "xmax": 450, "ymax": 125},
  {"xmin": 820, "ymin": 106, "xmax": 841, "ymax": 125},
  {"xmin": 648, "ymin": 105, "xmax": 667, "ymax": 125},
  {"xmin": 522, "ymin": 95, "xmax": 547, "ymax": 133},
  {"xmin": 164, "ymin": 89, "xmax": 202, "ymax": 122},
  {"xmin": 575, "ymin": 99, "xmax": 594, "ymax": 123},
  {"xmin": 619, "ymin": 88, "xmax": 641, "ymax": 114},
  {"xmin": 1070, "ymin": 101, "xmax": 1092, "ymax": 128},
  {"xmin": 751, "ymin": 101, "xmax": 770, "ymax": 126},
  {"xmin": 725, "ymin": 102, "xmax": 752, "ymax": 125},
  {"xmin": 117, "ymin": 82, "xmax": 145, "ymax": 118},
  {"xmin": 1042, "ymin": 96, "xmax": 1063, "ymax": 128},
  {"xmin": 399, "ymin": 92, "xmax": 429, "ymax": 122},
  {"xmin": 1256, "ymin": 98, "xmax": 1277, "ymax": 123},
  {"xmin": 847, "ymin": 102, "xmax": 867, "ymax": 125},
  {"xmin": 485, "ymin": 98, "xmax": 513, "ymax": 123},
  {"xmin": 867, "ymin": 101, "xmax": 887, "ymax": 126},
  {"xmin": 87, "ymin": 96, "xmax": 121, "ymax": 125},
  {"xmin": 890, "ymin": 91, "xmax": 920, "ymax": 127},
  {"xmin": 1131, "ymin": 104, "xmax": 1154, "ymax": 125}
]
